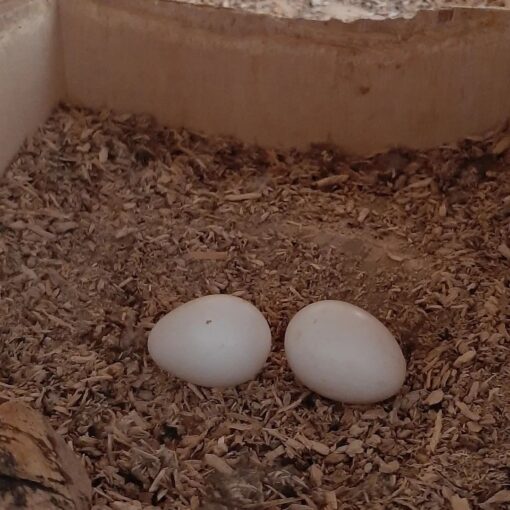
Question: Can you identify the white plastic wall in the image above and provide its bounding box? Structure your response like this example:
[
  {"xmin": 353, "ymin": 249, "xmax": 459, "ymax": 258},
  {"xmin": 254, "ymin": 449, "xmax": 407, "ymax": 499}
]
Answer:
[{"xmin": 0, "ymin": 0, "xmax": 63, "ymax": 174}]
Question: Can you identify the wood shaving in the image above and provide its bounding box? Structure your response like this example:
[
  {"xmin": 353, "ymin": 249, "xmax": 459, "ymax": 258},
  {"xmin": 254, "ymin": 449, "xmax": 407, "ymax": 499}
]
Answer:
[
  {"xmin": 429, "ymin": 410, "xmax": 443, "ymax": 453},
  {"xmin": 169, "ymin": 0, "xmax": 509, "ymax": 21},
  {"xmin": 498, "ymin": 242, "xmax": 510, "ymax": 259},
  {"xmin": 481, "ymin": 490, "xmax": 510, "ymax": 509},
  {"xmin": 1, "ymin": 104, "xmax": 509, "ymax": 509},
  {"xmin": 425, "ymin": 388, "xmax": 444, "ymax": 406},
  {"xmin": 456, "ymin": 402, "xmax": 481, "ymax": 421},
  {"xmin": 377, "ymin": 459, "xmax": 400, "ymax": 474},
  {"xmin": 453, "ymin": 350, "xmax": 476, "ymax": 367},
  {"xmin": 449, "ymin": 494, "xmax": 471, "ymax": 510}
]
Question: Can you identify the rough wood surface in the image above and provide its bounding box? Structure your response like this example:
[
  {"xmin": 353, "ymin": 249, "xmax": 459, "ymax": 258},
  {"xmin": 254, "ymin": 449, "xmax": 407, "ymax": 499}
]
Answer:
[{"xmin": 0, "ymin": 401, "xmax": 91, "ymax": 510}]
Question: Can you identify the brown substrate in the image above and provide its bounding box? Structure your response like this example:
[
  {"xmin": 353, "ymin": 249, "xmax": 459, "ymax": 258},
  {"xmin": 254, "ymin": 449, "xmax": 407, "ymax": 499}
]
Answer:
[{"xmin": 0, "ymin": 105, "xmax": 509, "ymax": 509}]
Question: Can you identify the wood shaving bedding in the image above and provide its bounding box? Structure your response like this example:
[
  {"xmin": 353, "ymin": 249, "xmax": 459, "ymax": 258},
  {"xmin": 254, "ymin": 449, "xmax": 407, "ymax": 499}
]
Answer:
[
  {"xmin": 167, "ymin": 0, "xmax": 509, "ymax": 22},
  {"xmin": 1, "ymin": 104, "xmax": 509, "ymax": 509}
]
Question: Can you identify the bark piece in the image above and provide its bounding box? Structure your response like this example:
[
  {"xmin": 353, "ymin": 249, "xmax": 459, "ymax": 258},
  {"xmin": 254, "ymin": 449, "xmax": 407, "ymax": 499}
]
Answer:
[{"xmin": 0, "ymin": 401, "xmax": 91, "ymax": 510}]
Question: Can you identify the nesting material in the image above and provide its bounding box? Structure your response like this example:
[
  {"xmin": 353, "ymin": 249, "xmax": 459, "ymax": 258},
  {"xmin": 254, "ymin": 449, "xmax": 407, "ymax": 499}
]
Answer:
[
  {"xmin": 171, "ymin": 0, "xmax": 509, "ymax": 21},
  {"xmin": 0, "ymin": 105, "xmax": 509, "ymax": 509}
]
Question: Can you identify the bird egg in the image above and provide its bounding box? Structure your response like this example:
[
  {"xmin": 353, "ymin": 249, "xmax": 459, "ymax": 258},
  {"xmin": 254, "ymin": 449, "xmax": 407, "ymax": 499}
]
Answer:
[
  {"xmin": 148, "ymin": 295, "xmax": 271, "ymax": 388},
  {"xmin": 285, "ymin": 300, "xmax": 406, "ymax": 404}
]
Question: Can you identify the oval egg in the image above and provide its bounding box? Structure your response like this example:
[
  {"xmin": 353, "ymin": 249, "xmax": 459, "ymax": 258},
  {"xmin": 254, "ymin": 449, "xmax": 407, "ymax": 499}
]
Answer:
[
  {"xmin": 148, "ymin": 295, "xmax": 271, "ymax": 388},
  {"xmin": 285, "ymin": 300, "xmax": 406, "ymax": 404}
]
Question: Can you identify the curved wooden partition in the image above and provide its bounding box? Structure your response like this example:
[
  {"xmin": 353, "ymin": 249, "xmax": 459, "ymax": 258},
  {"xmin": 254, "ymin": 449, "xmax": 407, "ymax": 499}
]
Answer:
[{"xmin": 59, "ymin": 0, "xmax": 510, "ymax": 154}]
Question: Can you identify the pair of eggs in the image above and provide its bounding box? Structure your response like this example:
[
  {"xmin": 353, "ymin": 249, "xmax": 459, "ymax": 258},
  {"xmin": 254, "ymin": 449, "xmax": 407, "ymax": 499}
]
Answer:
[{"xmin": 148, "ymin": 295, "xmax": 406, "ymax": 404}]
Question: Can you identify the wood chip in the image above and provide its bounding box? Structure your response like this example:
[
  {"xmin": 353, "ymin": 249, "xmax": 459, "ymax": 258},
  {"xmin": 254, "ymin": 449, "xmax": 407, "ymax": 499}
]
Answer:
[
  {"xmin": 53, "ymin": 221, "xmax": 80, "ymax": 234},
  {"xmin": 498, "ymin": 243, "xmax": 510, "ymax": 260},
  {"xmin": 450, "ymin": 494, "xmax": 471, "ymax": 510},
  {"xmin": 309, "ymin": 464, "xmax": 322, "ymax": 487},
  {"xmin": 453, "ymin": 350, "xmax": 476, "ymax": 367},
  {"xmin": 430, "ymin": 410, "xmax": 442, "ymax": 453},
  {"xmin": 358, "ymin": 207, "xmax": 370, "ymax": 222},
  {"xmin": 188, "ymin": 251, "xmax": 229, "ymax": 261},
  {"xmin": 324, "ymin": 491, "xmax": 338, "ymax": 509},
  {"xmin": 406, "ymin": 177, "xmax": 432, "ymax": 189},
  {"xmin": 425, "ymin": 389, "xmax": 444, "ymax": 406},
  {"xmin": 467, "ymin": 421, "xmax": 482, "ymax": 433},
  {"xmin": 309, "ymin": 440, "xmax": 331, "ymax": 456},
  {"xmin": 345, "ymin": 440, "xmax": 364, "ymax": 457},
  {"xmin": 316, "ymin": 174, "xmax": 349, "ymax": 189},
  {"xmin": 204, "ymin": 454, "xmax": 233, "ymax": 475},
  {"xmin": 378, "ymin": 459, "xmax": 400, "ymax": 474},
  {"xmin": 387, "ymin": 252, "xmax": 405, "ymax": 262},
  {"xmin": 456, "ymin": 402, "xmax": 481, "ymax": 421},
  {"xmin": 98, "ymin": 146, "xmax": 109, "ymax": 163},
  {"xmin": 481, "ymin": 490, "xmax": 510, "ymax": 509},
  {"xmin": 26, "ymin": 223, "xmax": 56, "ymax": 240},
  {"xmin": 491, "ymin": 135, "xmax": 510, "ymax": 155},
  {"xmin": 224, "ymin": 192, "xmax": 261, "ymax": 202}
]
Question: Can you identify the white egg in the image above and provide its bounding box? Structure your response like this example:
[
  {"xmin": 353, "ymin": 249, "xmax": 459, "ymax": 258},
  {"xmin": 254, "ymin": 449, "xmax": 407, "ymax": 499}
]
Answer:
[
  {"xmin": 148, "ymin": 295, "xmax": 271, "ymax": 388},
  {"xmin": 285, "ymin": 301, "xmax": 406, "ymax": 404}
]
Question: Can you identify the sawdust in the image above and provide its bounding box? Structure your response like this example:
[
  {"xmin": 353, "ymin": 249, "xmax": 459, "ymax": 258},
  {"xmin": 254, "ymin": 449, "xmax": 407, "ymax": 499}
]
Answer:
[
  {"xmin": 168, "ymin": 0, "xmax": 509, "ymax": 21},
  {"xmin": 1, "ymin": 104, "xmax": 509, "ymax": 509}
]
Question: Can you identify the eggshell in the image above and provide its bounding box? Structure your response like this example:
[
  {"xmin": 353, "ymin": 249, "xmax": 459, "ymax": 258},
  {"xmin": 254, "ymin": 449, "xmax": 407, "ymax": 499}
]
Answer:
[
  {"xmin": 148, "ymin": 295, "xmax": 271, "ymax": 388},
  {"xmin": 285, "ymin": 300, "xmax": 406, "ymax": 404}
]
